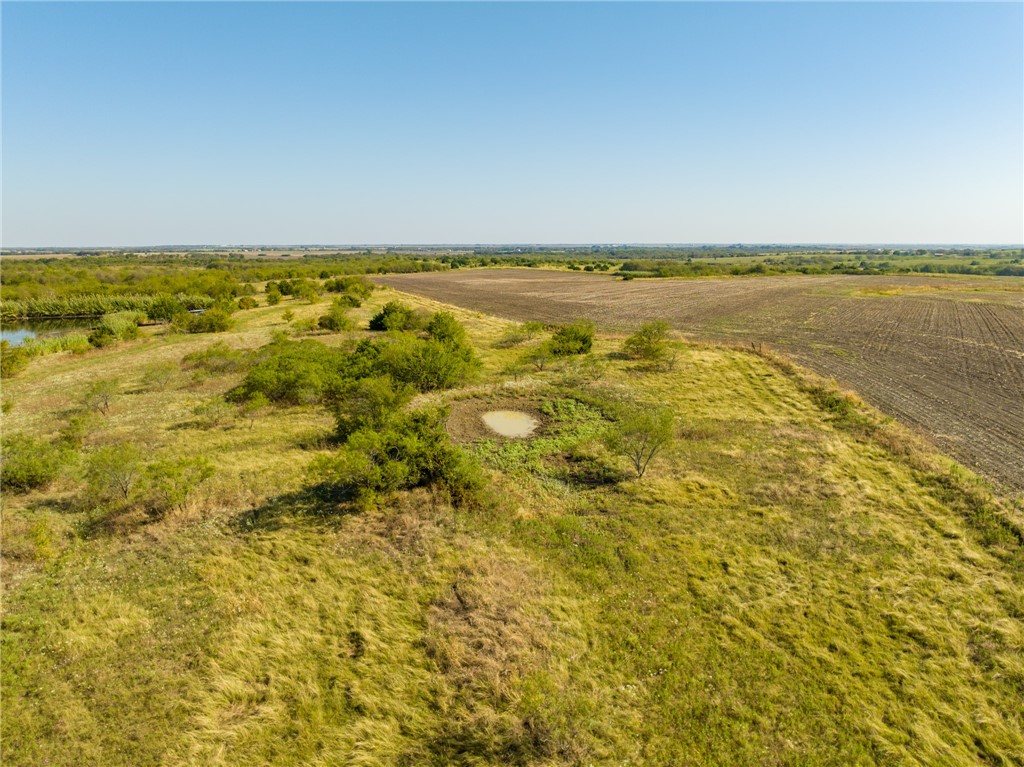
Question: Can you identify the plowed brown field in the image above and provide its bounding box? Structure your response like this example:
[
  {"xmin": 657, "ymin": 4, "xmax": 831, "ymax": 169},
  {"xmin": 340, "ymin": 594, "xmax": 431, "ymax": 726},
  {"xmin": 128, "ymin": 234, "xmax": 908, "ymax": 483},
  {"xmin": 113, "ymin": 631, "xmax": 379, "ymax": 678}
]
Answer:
[{"xmin": 377, "ymin": 269, "xmax": 1024, "ymax": 493}]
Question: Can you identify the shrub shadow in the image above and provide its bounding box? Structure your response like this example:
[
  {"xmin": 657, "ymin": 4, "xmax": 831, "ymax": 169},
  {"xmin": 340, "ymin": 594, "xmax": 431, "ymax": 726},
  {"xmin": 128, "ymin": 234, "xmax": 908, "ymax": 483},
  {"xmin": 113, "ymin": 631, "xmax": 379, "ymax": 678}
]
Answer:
[{"xmin": 232, "ymin": 484, "xmax": 358, "ymax": 533}]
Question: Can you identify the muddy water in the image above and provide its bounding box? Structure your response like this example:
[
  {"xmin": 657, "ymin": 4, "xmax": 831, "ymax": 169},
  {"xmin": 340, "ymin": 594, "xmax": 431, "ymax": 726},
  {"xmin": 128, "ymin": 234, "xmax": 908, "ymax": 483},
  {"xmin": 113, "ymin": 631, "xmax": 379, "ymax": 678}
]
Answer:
[{"xmin": 481, "ymin": 410, "xmax": 538, "ymax": 438}]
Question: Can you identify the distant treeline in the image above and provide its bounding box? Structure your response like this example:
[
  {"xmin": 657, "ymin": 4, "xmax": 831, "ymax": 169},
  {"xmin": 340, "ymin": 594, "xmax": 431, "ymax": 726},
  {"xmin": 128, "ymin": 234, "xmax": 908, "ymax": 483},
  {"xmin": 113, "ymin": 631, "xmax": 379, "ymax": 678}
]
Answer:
[{"xmin": 1, "ymin": 249, "xmax": 1020, "ymax": 311}]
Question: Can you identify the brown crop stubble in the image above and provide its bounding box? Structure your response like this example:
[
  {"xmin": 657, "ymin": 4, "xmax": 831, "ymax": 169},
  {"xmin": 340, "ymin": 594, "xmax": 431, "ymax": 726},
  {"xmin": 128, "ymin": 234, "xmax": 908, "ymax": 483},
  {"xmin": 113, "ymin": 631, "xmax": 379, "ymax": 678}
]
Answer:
[{"xmin": 376, "ymin": 269, "xmax": 1024, "ymax": 494}]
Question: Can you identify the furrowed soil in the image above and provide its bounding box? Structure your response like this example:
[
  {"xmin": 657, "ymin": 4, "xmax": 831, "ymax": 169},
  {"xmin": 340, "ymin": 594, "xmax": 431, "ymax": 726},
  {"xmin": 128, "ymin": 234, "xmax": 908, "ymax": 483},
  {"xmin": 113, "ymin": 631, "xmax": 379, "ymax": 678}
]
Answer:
[{"xmin": 377, "ymin": 270, "xmax": 1024, "ymax": 494}]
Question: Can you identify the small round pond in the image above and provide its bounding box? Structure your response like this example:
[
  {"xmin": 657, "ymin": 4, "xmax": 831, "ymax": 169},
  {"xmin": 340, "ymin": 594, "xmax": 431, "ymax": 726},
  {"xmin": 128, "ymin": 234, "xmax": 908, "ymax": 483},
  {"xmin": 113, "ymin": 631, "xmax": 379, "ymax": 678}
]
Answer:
[{"xmin": 481, "ymin": 410, "xmax": 539, "ymax": 438}]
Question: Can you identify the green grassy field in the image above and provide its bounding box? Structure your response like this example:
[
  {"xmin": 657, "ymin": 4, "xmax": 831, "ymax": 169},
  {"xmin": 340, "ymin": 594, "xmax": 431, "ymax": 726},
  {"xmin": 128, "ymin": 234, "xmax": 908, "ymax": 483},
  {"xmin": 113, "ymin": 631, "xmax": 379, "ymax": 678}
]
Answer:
[{"xmin": 2, "ymin": 288, "xmax": 1022, "ymax": 766}]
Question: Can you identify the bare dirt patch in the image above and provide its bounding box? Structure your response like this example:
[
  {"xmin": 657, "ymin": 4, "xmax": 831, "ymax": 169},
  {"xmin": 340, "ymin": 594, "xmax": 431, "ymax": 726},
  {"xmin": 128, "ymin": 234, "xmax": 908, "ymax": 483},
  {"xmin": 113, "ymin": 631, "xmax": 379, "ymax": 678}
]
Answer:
[
  {"xmin": 378, "ymin": 269, "xmax": 1024, "ymax": 494},
  {"xmin": 446, "ymin": 396, "xmax": 546, "ymax": 443}
]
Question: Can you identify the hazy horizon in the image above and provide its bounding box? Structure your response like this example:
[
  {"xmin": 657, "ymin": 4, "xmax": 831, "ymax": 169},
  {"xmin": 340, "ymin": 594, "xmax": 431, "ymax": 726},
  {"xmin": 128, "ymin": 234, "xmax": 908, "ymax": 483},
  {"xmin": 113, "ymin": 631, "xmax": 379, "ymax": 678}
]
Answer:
[{"xmin": 3, "ymin": 2, "xmax": 1022, "ymax": 247}]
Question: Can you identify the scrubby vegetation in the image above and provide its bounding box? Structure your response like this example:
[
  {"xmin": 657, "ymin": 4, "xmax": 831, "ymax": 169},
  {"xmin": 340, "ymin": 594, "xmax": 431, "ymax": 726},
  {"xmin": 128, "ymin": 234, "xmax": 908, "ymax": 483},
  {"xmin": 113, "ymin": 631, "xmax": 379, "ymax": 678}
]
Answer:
[{"xmin": 2, "ymin": 277, "xmax": 1023, "ymax": 766}]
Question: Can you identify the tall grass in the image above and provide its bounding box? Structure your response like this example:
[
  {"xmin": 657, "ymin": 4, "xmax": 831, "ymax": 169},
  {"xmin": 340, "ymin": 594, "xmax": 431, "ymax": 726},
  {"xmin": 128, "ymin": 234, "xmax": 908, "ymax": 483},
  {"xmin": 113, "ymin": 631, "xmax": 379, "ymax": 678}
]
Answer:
[
  {"xmin": 21, "ymin": 332, "xmax": 92, "ymax": 356},
  {"xmin": 0, "ymin": 293, "xmax": 214, "ymax": 320}
]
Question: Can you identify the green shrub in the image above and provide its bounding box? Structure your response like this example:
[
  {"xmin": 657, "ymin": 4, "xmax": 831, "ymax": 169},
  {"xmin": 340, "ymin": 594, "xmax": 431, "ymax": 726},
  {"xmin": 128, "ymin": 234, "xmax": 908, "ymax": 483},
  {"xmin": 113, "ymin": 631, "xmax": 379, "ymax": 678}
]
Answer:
[
  {"xmin": 426, "ymin": 311, "xmax": 468, "ymax": 345},
  {"xmin": 369, "ymin": 301, "xmax": 418, "ymax": 332},
  {"xmin": 1, "ymin": 433, "xmax": 63, "ymax": 493},
  {"xmin": 266, "ymin": 289, "xmax": 282, "ymax": 306},
  {"xmin": 58, "ymin": 410, "xmax": 100, "ymax": 448},
  {"xmin": 379, "ymin": 334, "xmax": 479, "ymax": 391},
  {"xmin": 84, "ymin": 443, "xmax": 143, "ymax": 503},
  {"xmin": 494, "ymin": 321, "xmax": 544, "ymax": 348},
  {"xmin": 549, "ymin": 320, "xmax": 595, "ymax": 356},
  {"xmin": 604, "ymin": 405, "xmax": 675, "ymax": 478},
  {"xmin": 81, "ymin": 379, "xmax": 119, "ymax": 415},
  {"xmin": 172, "ymin": 308, "xmax": 235, "ymax": 334},
  {"xmin": 237, "ymin": 296, "xmax": 258, "ymax": 310},
  {"xmin": 332, "ymin": 375, "xmax": 415, "ymax": 440},
  {"xmin": 622, "ymin": 320, "xmax": 671, "ymax": 361},
  {"xmin": 318, "ymin": 300, "xmax": 355, "ymax": 332},
  {"xmin": 192, "ymin": 397, "xmax": 234, "ymax": 429},
  {"xmin": 145, "ymin": 457, "xmax": 215, "ymax": 517},
  {"xmin": 308, "ymin": 408, "xmax": 484, "ymax": 509},
  {"xmin": 181, "ymin": 342, "xmax": 247, "ymax": 377},
  {"xmin": 230, "ymin": 338, "xmax": 349, "ymax": 405},
  {"xmin": 0, "ymin": 341, "xmax": 30, "ymax": 378},
  {"xmin": 323, "ymin": 276, "xmax": 373, "ymax": 299},
  {"xmin": 147, "ymin": 295, "xmax": 187, "ymax": 323},
  {"xmin": 140, "ymin": 362, "xmax": 178, "ymax": 390},
  {"xmin": 88, "ymin": 325, "xmax": 118, "ymax": 348}
]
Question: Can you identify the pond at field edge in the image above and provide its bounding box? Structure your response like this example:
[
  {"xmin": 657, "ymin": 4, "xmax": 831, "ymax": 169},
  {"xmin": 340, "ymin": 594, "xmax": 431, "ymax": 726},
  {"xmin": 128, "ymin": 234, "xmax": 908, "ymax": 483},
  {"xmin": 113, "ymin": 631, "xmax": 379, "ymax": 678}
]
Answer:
[
  {"xmin": 0, "ymin": 319, "xmax": 96, "ymax": 346},
  {"xmin": 481, "ymin": 410, "xmax": 539, "ymax": 438}
]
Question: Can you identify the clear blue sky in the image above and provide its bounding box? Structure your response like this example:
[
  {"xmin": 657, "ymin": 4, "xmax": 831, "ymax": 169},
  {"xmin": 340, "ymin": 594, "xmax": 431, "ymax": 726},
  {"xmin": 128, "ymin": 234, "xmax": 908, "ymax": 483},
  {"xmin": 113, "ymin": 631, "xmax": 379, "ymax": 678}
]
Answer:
[{"xmin": 2, "ymin": 1, "xmax": 1022, "ymax": 246}]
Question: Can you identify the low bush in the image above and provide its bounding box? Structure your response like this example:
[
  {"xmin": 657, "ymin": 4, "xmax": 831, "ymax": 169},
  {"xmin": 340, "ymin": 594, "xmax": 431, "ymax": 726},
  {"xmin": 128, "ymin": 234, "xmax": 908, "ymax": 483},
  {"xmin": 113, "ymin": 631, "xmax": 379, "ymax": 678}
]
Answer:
[
  {"xmin": 237, "ymin": 296, "xmax": 258, "ymax": 310},
  {"xmin": 308, "ymin": 408, "xmax": 484, "ymax": 509},
  {"xmin": 549, "ymin": 320, "xmax": 595, "ymax": 356},
  {"xmin": 181, "ymin": 342, "xmax": 247, "ymax": 377},
  {"xmin": 1, "ymin": 433, "xmax": 63, "ymax": 493},
  {"xmin": 0, "ymin": 341, "xmax": 30, "ymax": 378},
  {"xmin": 318, "ymin": 300, "xmax": 355, "ymax": 332},
  {"xmin": 604, "ymin": 405, "xmax": 676, "ymax": 479},
  {"xmin": 81, "ymin": 379, "xmax": 119, "ymax": 415},
  {"xmin": 332, "ymin": 375, "xmax": 415, "ymax": 440},
  {"xmin": 83, "ymin": 443, "xmax": 143, "ymax": 504},
  {"xmin": 622, "ymin": 320, "xmax": 671, "ymax": 361},
  {"xmin": 494, "ymin": 321, "xmax": 545, "ymax": 348},
  {"xmin": 230, "ymin": 338, "xmax": 349, "ymax": 405},
  {"xmin": 379, "ymin": 334, "xmax": 479, "ymax": 391},
  {"xmin": 369, "ymin": 301, "xmax": 420, "ymax": 332},
  {"xmin": 145, "ymin": 457, "xmax": 215, "ymax": 517},
  {"xmin": 172, "ymin": 307, "xmax": 235, "ymax": 334},
  {"xmin": 323, "ymin": 276, "xmax": 373, "ymax": 299},
  {"xmin": 266, "ymin": 289, "xmax": 282, "ymax": 305}
]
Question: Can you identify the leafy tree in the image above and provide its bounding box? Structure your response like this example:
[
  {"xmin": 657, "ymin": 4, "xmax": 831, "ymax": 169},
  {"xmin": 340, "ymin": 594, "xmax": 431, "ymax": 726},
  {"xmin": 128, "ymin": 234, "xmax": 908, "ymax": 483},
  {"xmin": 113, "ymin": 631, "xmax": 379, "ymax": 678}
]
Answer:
[
  {"xmin": 604, "ymin": 406, "xmax": 675, "ymax": 479},
  {"xmin": 282, "ymin": 308, "xmax": 295, "ymax": 323},
  {"xmin": 147, "ymin": 295, "xmax": 186, "ymax": 323},
  {"xmin": 525, "ymin": 344, "xmax": 553, "ymax": 371},
  {"xmin": 141, "ymin": 362, "xmax": 178, "ymax": 391},
  {"xmin": 549, "ymin": 320, "xmax": 595, "ymax": 356},
  {"xmin": 230, "ymin": 338, "xmax": 349, "ymax": 405},
  {"xmin": 181, "ymin": 342, "xmax": 247, "ymax": 377},
  {"xmin": 81, "ymin": 379, "xmax": 119, "ymax": 415},
  {"xmin": 237, "ymin": 296, "xmax": 258, "ymax": 310},
  {"xmin": 266, "ymin": 289, "xmax": 282, "ymax": 306},
  {"xmin": 85, "ymin": 443, "xmax": 143, "ymax": 502},
  {"xmin": 172, "ymin": 307, "xmax": 234, "ymax": 334}
]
